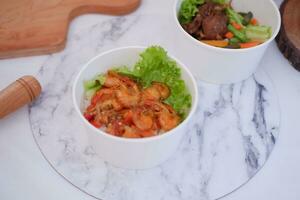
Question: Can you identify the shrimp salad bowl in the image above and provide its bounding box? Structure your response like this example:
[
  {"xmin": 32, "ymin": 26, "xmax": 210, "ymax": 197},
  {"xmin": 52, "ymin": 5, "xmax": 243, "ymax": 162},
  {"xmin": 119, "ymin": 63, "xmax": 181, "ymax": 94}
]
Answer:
[{"xmin": 73, "ymin": 46, "xmax": 198, "ymax": 169}]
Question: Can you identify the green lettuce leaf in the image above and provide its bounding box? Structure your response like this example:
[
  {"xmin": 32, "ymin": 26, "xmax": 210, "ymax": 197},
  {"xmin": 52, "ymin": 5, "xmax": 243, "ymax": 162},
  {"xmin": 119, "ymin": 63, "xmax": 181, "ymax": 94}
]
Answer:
[
  {"xmin": 83, "ymin": 74, "xmax": 106, "ymax": 99},
  {"xmin": 133, "ymin": 46, "xmax": 192, "ymax": 118},
  {"xmin": 178, "ymin": 0, "xmax": 205, "ymax": 24}
]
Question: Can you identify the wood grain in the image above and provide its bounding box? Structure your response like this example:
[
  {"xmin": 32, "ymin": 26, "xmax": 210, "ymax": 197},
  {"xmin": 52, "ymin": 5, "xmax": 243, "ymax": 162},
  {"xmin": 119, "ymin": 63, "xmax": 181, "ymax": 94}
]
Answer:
[
  {"xmin": 276, "ymin": 0, "xmax": 300, "ymax": 71},
  {"xmin": 0, "ymin": 0, "xmax": 141, "ymax": 59},
  {"xmin": 0, "ymin": 76, "xmax": 41, "ymax": 119}
]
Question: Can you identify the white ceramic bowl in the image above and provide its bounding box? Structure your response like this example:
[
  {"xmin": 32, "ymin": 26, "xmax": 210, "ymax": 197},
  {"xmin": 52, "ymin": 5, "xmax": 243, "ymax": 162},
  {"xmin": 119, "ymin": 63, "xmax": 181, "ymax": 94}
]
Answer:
[
  {"xmin": 173, "ymin": 0, "xmax": 281, "ymax": 84},
  {"xmin": 73, "ymin": 46, "xmax": 198, "ymax": 169}
]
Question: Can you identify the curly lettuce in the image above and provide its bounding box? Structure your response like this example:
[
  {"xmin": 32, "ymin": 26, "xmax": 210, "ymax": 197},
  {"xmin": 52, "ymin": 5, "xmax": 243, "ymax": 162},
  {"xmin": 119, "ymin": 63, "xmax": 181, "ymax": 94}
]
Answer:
[
  {"xmin": 120, "ymin": 46, "xmax": 192, "ymax": 118},
  {"xmin": 178, "ymin": 0, "xmax": 205, "ymax": 24}
]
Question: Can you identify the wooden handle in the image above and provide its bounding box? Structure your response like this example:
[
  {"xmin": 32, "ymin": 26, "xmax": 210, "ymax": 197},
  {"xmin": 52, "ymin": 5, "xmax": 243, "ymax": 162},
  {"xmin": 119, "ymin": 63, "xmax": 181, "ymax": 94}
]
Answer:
[{"xmin": 0, "ymin": 76, "xmax": 42, "ymax": 119}]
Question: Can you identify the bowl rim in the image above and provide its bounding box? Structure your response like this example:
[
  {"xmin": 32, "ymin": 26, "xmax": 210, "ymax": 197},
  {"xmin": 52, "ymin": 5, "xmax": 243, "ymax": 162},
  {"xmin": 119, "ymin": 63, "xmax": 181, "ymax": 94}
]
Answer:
[
  {"xmin": 72, "ymin": 46, "xmax": 199, "ymax": 143},
  {"xmin": 173, "ymin": 0, "xmax": 281, "ymax": 52}
]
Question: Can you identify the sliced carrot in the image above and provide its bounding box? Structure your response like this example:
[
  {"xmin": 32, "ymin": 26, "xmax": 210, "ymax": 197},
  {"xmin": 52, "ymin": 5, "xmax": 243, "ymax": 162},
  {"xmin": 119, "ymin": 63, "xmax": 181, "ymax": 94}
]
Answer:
[
  {"xmin": 250, "ymin": 18, "xmax": 258, "ymax": 25},
  {"xmin": 239, "ymin": 41, "xmax": 261, "ymax": 48},
  {"xmin": 201, "ymin": 40, "xmax": 229, "ymax": 48},
  {"xmin": 231, "ymin": 22, "xmax": 242, "ymax": 30},
  {"xmin": 225, "ymin": 32, "xmax": 234, "ymax": 39}
]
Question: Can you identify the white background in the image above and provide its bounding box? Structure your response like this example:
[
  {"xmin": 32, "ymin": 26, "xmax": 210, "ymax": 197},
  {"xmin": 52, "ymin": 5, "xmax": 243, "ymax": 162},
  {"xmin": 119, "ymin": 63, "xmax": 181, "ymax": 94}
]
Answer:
[{"xmin": 1, "ymin": 0, "xmax": 300, "ymax": 199}]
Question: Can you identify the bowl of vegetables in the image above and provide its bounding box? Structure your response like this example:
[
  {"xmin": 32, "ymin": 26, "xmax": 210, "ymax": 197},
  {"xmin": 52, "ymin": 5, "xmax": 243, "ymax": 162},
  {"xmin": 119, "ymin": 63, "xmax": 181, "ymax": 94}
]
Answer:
[
  {"xmin": 173, "ymin": 0, "xmax": 281, "ymax": 84},
  {"xmin": 73, "ymin": 46, "xmax": 198, "ymax": 169}
]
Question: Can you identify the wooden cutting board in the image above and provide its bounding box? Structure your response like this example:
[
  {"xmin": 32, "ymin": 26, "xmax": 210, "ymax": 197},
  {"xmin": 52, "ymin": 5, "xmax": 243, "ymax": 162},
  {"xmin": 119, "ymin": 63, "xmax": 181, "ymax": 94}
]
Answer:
[
  {"xmin": 0, "ymin": 0, "xmax": 141, "ymax": 59},
  {"xmin": 276, "ymin": 0, "xmax": 300, "ymax": 71}
]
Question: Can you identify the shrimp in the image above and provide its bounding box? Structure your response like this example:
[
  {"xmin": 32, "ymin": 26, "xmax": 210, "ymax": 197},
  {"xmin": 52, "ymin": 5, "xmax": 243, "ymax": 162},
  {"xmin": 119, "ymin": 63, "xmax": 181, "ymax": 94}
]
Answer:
[
  {"xmin": 132, "ymin": 108, "xmax": 154, "ymax": 131},
  {"xmin": 104, "ymin": 71, "xmax": 136, "ymax": 88},
  {"xmin": 122, "ymin": 126, "xmax": 141, "ymax": 138},
  {"xmin": 142, "ymin": 86, "xmax": 161, "ymax": 101},
  {"xmin": 158, "ymin": 110, "xmax": 180, "ymax": 131},
  {"xmin": 104, "ymin": 75, "xmax": 122, "ymax": 88},
  {"xmin": 105, "ymin": 71, "xmax": 141, "ymax": 108},
  {"xmin": 116, "ymin": 83, "xmax": 140, "ymax": 108},
  {"xmin": 142, "ymin": 82, "xmax": 170, "ymax": 101},
  {"xmin": 143, "ymin": 101, "xmax": 180, "ymax": 131},
  {"xmin": 91, "ymin": 88, "xmax": 115, "ymax": 105},
  {"xmin": 138, "ymin": 119, "xmax": 159, "ymax": 137},
  {"xmin": 152, "ymin": 82, "xmax": 170, "ymax": 99},
  {"xmin": 122, "ymin": 109, "xmax": 133, "ymax": 125},
  {"xmin": 85, "ymin": 71, "xmax": 180, "ymax": 138},
  {"xmin": 96, "ymin": 97, "xmax": 122, "ymax": 111}
]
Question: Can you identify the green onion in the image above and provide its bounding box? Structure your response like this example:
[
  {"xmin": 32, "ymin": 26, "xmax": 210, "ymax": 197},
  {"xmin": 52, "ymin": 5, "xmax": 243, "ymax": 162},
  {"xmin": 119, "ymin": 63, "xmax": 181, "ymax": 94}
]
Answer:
[
  {"xmin": 226, "ymin": 8, "xmax": 245, "ymax": 26},
  {"xmin": 227, "ymin": 24, "xmax": 249, "ymax": 42},
  {"xmin": 229, "ymin": 37, "xmax": 241, "ymax": 45}
]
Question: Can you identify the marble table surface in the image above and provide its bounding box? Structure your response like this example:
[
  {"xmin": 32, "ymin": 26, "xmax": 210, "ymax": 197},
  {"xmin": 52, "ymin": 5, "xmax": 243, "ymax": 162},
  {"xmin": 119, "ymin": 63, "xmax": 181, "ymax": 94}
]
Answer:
[
  {"xmin": 1, "ymin": 0, "xmax": 300, "ymax": 200},
  {"xmin": 29, "ymin": 64, "xmax": 280, "ymax": 200}
]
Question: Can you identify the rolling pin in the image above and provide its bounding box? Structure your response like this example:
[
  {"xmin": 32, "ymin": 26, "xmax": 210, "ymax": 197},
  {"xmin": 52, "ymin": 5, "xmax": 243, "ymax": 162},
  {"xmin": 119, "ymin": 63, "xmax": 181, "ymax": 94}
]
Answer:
[{"xmin": 0, "ymin": 76, "xmax": 41, "ymax": 119}]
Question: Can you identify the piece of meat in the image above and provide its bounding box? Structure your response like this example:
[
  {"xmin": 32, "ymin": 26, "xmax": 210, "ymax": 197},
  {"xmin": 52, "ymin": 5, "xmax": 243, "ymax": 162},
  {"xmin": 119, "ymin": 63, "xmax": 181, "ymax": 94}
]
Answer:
[
  {"xmin": 183, "ymin": 2, "xmax": 215, "ymax": 35},
  {"xmin": 202, "ymin": 13, "xmax": 228, "ymax": 40},
  {"xmin": 198, "ymin": 2, "xmax": 216, "ymax": 18},
  {"xmin": 182, "ymin": 2, "xmax": 228, "ymax": 40},
  {"xmin": 183, "ymin": 13, "xmax": 203, "ymax": 35}
]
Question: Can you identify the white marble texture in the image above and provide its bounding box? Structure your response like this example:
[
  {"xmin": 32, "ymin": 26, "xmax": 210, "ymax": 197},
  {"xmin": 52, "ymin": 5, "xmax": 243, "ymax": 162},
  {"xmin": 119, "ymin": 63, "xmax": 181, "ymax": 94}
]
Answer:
[
  {"xmin": 27, "ymin": 1, "xmax": 281, "ymax": 198},
  {"xmin": 29, "ymin": 66, "xmax": 280, "ymax": 200}
]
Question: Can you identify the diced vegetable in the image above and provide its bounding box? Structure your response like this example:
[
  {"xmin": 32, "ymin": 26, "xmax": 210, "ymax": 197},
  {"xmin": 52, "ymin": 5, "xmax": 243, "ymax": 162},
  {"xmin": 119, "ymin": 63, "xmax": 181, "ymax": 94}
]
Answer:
[
  {"xmin": 239, "ymin": 12, "xmax": 253, "ymax": 26},
  {"xmin": 227, "ymin": 24, "xmax": 249, "ymax": 42},
  {"xmin": 245, "ymin": 25, "xmax": 272, "ymax": 41},
  {"xmin": 225, "ymin": 37, "xmax": 241, "ymax": 48},
  {"xmin": 178, "ymin": 0, "xmax": 272, "ymax": 49},
  {"xmin": 231, "ymin": 22, "xmax": 242, "ymax": 30},
  {"xmin": 179, "ymin": 0, "xmax": 205, "ymax": 24},
  {"xmin": 239, "ymin": 41, "xmax": 261, "ymax": 48},
  {"xmin": 250, "ymin": 18, "xmax": 258, "ymax": 25},
  {"xmin": 229, "ymin": 37, "xmax": 241, "ymax": 45},
  {"xmin": 201, "ymin": 40, "xmax": 229, "ymax": 47},
  {"xmin": 226, "ymin": 8, "xmax": 244, "ymax": 26},
  {"xmin": 225, "ymin": 31, "xmax": 234, "ymax": 39}
]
